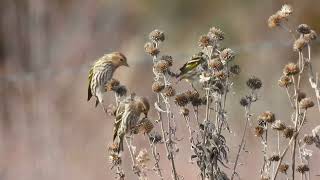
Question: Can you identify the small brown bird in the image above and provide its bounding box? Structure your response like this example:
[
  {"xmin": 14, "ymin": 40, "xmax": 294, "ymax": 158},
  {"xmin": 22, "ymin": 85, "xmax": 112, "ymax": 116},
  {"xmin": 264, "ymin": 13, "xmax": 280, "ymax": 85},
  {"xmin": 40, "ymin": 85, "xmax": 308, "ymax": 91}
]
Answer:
[
  {"xmin": 113, "ymin": 95, "xmax": 150, "ymax": 152},
  {"xmin": 87, "ymin": 52, "xmax": 129, "ymax": 110}
]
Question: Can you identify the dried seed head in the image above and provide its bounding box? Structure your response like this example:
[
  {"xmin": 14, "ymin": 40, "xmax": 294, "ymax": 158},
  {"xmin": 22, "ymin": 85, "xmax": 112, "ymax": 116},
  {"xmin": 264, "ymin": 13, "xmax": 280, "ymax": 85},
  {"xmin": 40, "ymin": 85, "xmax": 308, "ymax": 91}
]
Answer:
[
  {"xmin": 247, "ymin": 76, "xmax": 262, "ymax": 90},
  {"xmin": 154, "ymin": 60, "xmax": 170, "ymax": 73},
  {"xmin": 152, "ymin": 81, "xmax": 165, "ymax": 93},
  {"xmin": 180, "ymin": 107, "xmax": 190, "ymax": 116},
  {"xmin": 303, "ymin": 134, "xmax": 314, "ymax": 145},
  {"xmin": 283, "ymin": 63, "xmax": 299, "ymax": 76},
  {"xmin": 278, "ymin": 75, "xmax": 292, "ymax": 87},
  {"xmin": 261, "ymin": 176, "xmax": 270, "ymax": 180},
  {"xmin": 271, "ymin": 120, "xmax": 286, "ymax": 131},
  {"xmin": 279, "ymin": 163, "xmax": 289, "ymax": 174},
  {"xmin": 268, "ymin": 13, "xmax": 282, "ymax": 28},
  {"xmin": 279, "ymin": 4, "xmax": 293, "ymax": 18},
  {"xmin": 304, "ymin": 30, "xmax": 317, "ymax": 41},
  {"xmin": 138, "ymin": 118, "xmax": 154, "ymax": 134},
  {"xmin": 208, "ymin": 58, "xmax": 223, "ymax": 70},
  {"xmin": 174, "ymin": 93, "xmax": 189, "ymax": 106},
  {"xmin": 255, "ymin": 126, "xmax": 265, "ymax": 137},
  {"xmin": 259, "ymin": 111, "xmax": 275, "ymax": 123},
  {"xmin": 220, "ymin": 48, "xmax": 235, "ymax": 62},
  {"xmin": 214, "ymin": 71, "xmax": 226, "ymax": 80},
  {"xmin": 269, "ymin": 155, "xmax": 280, "ymax": 161},
  {"xmin": 299, "ymin": 97, "xmax": 314, "ymax": 109},
  {"xmin": 114, "ymin": 85, "xmax": 127, "ymax": 97},
  {"xmin": 198, "ymin": 35, "xmax": 213, "ymax": 47},
  {"xmin": 297, "ymin": 24, "xmax": 311, "ymax": 34},
  {"xmin": 191, "ymin": 97, "xmax": 202, "ymax": 106},
  {"xmin": 296, "ymin": 164, "xmax": 309, "ymax": 174},
  {"xmin": 163, "ymin": 86, "xmax": 176, "ymax": 97},
  {"xmin": 149, "ymin": 132, "xmax": 162, "ymax": 144},
  {"xmin": 297, "ymin": 91, "xmax": 306, "ymax": 102},
  {"xmin": 283, "ymin": 127, "xmax": 295, "ymax": 139},
  {"xmin": 160, "ymin": 55, "xmax": 173, "ymax": 66},
  {"xmin": 258, "ymin": 119, "xmax": 267, "ymax": 127},
  {"xmin": 136, "ymin": 149, "xmax": 150, "ymax": 167},
  {"xmin": 230, "ymin": 65, "xmax": 241, "ymax": 75},
  {"xmin": 208, "ymin": 27, "xmax": 224, "ymax": 40},
  {"xmin": 240, "ymin": 97, "xmax": 249, "ymax": 107},
  {"xmin": 293, "ymin": 38, "xmax": 308, "ymax": 51},
  {"xmin": 105, "ymin": 78, "xmax": 120, "ymax": 91},
  {"xmin": 149, "ymin": 29, "xmax": 165, "ymax": 42},
  {"xmin": 144, "ymin": 42, "xmax": 160, "ymax": 56}
]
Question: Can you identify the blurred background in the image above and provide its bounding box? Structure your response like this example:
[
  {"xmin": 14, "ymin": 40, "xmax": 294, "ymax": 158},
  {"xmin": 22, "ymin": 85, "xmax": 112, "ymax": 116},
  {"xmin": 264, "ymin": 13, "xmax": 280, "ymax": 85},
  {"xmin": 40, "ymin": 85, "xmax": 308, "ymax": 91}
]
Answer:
[{"xmin": 1, "ymin": 0, "xmax": 320, "ymax": 179}]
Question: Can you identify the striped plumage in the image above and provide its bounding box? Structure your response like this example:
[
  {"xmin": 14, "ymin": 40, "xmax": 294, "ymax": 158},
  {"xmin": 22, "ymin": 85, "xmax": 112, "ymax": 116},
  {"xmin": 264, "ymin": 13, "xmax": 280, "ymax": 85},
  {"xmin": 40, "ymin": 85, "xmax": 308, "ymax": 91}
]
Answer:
[
  {"xmin": 87, "ymin": 52, "xmax": 128, "ymax": 107},
  {"xmin": 113, "ymin": 96, "xmax": 150, "ymax": 152}
]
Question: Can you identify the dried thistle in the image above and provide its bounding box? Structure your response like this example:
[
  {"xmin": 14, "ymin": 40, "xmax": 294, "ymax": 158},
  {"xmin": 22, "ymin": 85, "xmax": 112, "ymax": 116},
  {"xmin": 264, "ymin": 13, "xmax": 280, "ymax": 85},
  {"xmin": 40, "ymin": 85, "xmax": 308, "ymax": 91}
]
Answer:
[
  {"xmin": 261, "ymin": 176, "xmax": 270, "ymax": 180},
  {"xmin": 149, "ymin": 132, "xmax": 162, "ymax": 144},
  {"xmin": 305, "ymin": 30, "xmax": 317, "ymax": 41},
  {"xmin": 136, "ymin": 149, "xmax": 150, "ymax": 168},
  {"xmin": 297, "ymin": 24, "xmax": 311, "ymax": 34},
  {"xmin": 114, "ymin": 85, "xmax": 127, "ymax": 97},
  {"xmin": 278, "ymin": 75, "xmax": 292, "ymax": 87},
  {"xmin": 138, "ymin": 118, "xmax": 154, "ymax": 134},
  {"xmin": 163, "ymin": 86, "xmax": 176, "ymax": 97},
  {"xmin": 240, "ymin": 97, "xmax": 249, "ymax": 107},
  {"xmin": 208, "ymin": 58, "xmax": 223, "ymax": 70},
  {"xmin": 174, "ymin": 93, "xmax": 189, "ymax": 107},
  {"xmin": 199, "ymin": 35, "xmax": 213, "ymax": 47},
  {"xmin": 144, "ymin": 42, "xmax": 160, "ymax": 56},
  {"xmin": 149, "ymin": 29, "xmax": 165, "ymax": 42},
  {"xmin": 293, "ymin": 37, "xmax": 308, "ymax": 51},
  {"xmin": 267, "ymin": 13, "xmax": 282, "ymax": 28},
  {"xmin": 246, "ymin": 76, "xmax": 262, "ymax": 90},
  {"xmin": 180, "ymin": 107, "xmax": 190, "ymax": 116},
  {"xmin": 154, "ymin": 60, "xmax": 170, "ymax": 73},
  {"xmin": 208, "ymin": 26, "xmax": 224, "ymax": 40},
  {"xmin": 283, "ymin": 63, "xmax": 299, "ymax": 76},
  {"xmin": 279, "ymin": 163, "xmax": 289, "ymax": 174},
  {"xmin": 185, "ymin": 90, "xmax": 200, "ymax": 102},
  {"xmin": 152, "ymin": 81, "xmax": 165, "ymax": 93},
  {"xmin": 303, "ymin": 134, "xmax": 314, "ymax": 145},
  {"xmin": 105, "ymin": 78, "xmax": 120, "ymax": 91},
  {"xmin": 268, "ymin": 154, "xmax": 280, "ymax": 162},
  {"xmin": 283, "ymin": 127, "xmax": 295, "ymax": 139},
  {"xmin": 258, "ymin": 111, "xmax": 275, "ymax": 123},
  {"xmin": 279, "ymin": 4, "xmax": 293, "ymax": 18},
  {"xmin": 219, "ymin": 48, "xmax": 235, "ymax": 62},
  {"xmin": 214, "ymin": 71, "xmax": 227, "ymax": 80},
  {"xmin": 297, "ymin": 91, "xmax": 306, "ymax": 102},
  {"xmin": 296, "ymin": 164, "xmax": 309, "ymax": 174},
  {"xmin": 255, "ymin": 126, "xmax": 264, "ymax": 137},
  {"xmin": 230, "ymin": 65, "xmax": 241, "ymax": 75},
  {"xmin": 160, "ymin": 55, "xmax": 173, "ymax": 66},
  {"xmin": 271, "ymin": 120, "xmax": 286, "ymax": 131},
  {"xmin": 299, "ymin": 97, "xmax": 314, "ymax": 109}
]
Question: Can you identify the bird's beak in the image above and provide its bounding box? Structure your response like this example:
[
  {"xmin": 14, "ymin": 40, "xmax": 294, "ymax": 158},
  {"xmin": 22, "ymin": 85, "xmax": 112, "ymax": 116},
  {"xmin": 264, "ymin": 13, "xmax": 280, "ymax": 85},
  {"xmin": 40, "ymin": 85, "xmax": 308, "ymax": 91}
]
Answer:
[
  {"xmin": 144, "ymin": 112, "xmax": 148, "ymax": 118},
  {"xmin": 124, "ymin": 62, "xmax": 129, "ymax": 67}
]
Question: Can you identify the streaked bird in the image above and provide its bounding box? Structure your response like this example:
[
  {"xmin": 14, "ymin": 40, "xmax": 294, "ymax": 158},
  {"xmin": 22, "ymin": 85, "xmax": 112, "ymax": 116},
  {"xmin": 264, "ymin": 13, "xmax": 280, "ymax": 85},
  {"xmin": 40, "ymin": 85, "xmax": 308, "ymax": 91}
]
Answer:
[
  {"xmin": 87, "ymin": 52, "xmax": 129, "ymax": 110},
  {"xmin": 113, "ymin": 95, "xmax": 150, "ymax": 152}
]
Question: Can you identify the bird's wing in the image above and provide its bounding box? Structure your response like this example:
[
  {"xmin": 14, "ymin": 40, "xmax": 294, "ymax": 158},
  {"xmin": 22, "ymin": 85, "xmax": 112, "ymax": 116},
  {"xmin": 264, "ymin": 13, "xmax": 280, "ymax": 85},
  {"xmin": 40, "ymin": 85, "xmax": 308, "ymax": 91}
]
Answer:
[
  {"xmin": 112, "ymin": 102, "xmax": 126, "ymax": 141},
  {"xmin": 178, "ymin": 57, "xmax": 203, "ymax": 77},
  {"xmin": 87, "ymin": 67, "xmax": 93, "ymax": 101}
]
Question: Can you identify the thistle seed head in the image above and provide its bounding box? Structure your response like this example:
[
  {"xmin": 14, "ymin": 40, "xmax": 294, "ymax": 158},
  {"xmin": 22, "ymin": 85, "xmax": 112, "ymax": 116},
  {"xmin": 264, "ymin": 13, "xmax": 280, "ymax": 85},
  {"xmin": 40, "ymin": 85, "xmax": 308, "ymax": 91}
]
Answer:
[
  {"xmin": 154, "ymin": 60, "xmax": 170, "ymax": 73},
  {"xmin": 174, "ymin": 93, "xmax": 189, "ymax": 107},
  {"xmin": 149, "ymin": 29, "xmax": 165, "ymax": 42},
  {"xmin": 160, "ymin": 55, "xmax": 173, "ymax": 66},
  {"xmin": 269, "ymin": 155, "xmax": 280, "ymax": 162},
  {"xmin": 208, "ymin": 58, "xmax": 223, "ymax": 70},
  {"xmin": 105, "ymin": 78, "xmax": 120, "ymax": 91},
  {"xmin": 180, "ymin": 107, "xmax": 190, "ymax": 116},
  {"xmin": 296, "ymin": 164, "xmax": 309, "ymax": 174},
  {"xmin": 247, "ymin": 76, "xmax": 262, "ymax": 90},
  {"xmin": 220, "ymin": 48, "xmax": 235, "ymax": 62},
  {"xmin": 271, "ymin": 120, "xmax": 286, "ymax": 131},
  {"xmin": 279, "ymin": 163, "xmax": 289, "ymax": 174},
  {"xmin": 283, "ymin": 63, "xmax": 299, "ymax": 76},
  {"xmin": 293, "ymin": 38, "xmax": 308, "ymax": 52},
  {"xmin": 208, "ymin": 27, "xmax": 224, "ymax": 40},
  {"xmin": 299, "ymin": 97, "xmax": 314, "ymax": 109},
  {"xmin": 230, "ymin": 65, "xmax": 241, "ymax": 75},
  {"xmin": 258, "ymin": 111, "xmax": 275, "ymax": 123},
  {"xmin": 303, "ymin": 134, "xmax": 314, "ymax": 145},
  {"xmin": 144, "ymin": 42, "xmax": 160, "ymax": 56},
  {"xmin": 278, "ymin": 75, "xmax": 292, "ymax": 87},
  {"xmin": 297, "ymin": 24, "xmax": 311, "ymax": 34},
  {"xmin": 163, "ymin": 86, "xmax": 176, "ymax": 97},
  {"xmin": 283, "ymin": 127, "xmax": 295, "ymax": 139},
  {"xmin": 152, "ymin": 81, "xmax": 165, "ymax": 93},
  {"xmin": 255, "ymin": 126, "xmax": 265, "ymax": 137}
]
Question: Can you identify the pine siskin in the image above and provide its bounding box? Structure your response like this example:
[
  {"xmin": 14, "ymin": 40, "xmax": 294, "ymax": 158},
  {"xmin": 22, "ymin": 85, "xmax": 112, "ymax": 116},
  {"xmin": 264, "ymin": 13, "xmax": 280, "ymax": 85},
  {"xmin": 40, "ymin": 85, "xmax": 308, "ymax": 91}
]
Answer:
[
  {"xmin": 87, "ymin": 52, "xmax": 129, "ymax": 109},
  {"xmin": 113, "ymin": 95, "xmax": 150, "ymax": 152}
]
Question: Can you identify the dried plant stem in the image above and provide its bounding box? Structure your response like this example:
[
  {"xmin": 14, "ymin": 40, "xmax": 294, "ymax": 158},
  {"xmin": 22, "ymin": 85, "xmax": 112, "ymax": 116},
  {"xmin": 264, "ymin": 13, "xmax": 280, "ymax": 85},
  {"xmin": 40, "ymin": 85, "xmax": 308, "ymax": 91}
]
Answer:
[
  {"xmin": 285, "ymin": 87, "xmax": 294, "ymax": 108},
  {"xmin": 201, "ymin": 88, "xmax": 211, "ymax": 179},
  {"xmin": 277, "ymin": 131, "xmax": 280, "ymax": 155},
  {"xmin": 231, "ymin": 106, "xmax": 250, "ymax": 180},
  {"xmin": 306, "ymin": 45, "xmax": 320, "ymax": 112},
  {"xmin": 272, "ymin": 111, "xmax": 307, "ymax": 180},
  {"xmin": 148, "ymin": 136, "xmax": 164, "ymax": 180},
  {"xmin": 125, "ymin": 137, "xmax": 141, "ymax": 177}
]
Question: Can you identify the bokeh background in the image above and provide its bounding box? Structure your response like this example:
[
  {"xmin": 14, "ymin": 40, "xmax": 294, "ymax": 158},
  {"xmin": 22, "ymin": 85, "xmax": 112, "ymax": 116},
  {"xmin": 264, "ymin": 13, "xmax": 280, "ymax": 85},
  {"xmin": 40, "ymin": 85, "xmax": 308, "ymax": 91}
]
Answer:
[{"xmin": 1, "ymin": 0, "xmax": 319, "ymax": 179}]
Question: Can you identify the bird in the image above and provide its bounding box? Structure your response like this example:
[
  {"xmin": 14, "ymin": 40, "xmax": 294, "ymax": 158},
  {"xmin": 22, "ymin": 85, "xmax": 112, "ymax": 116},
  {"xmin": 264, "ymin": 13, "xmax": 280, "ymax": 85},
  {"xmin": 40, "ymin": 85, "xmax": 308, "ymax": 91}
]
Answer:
[
  {"xmin": 176, "ymin": 52, "xmax": 207, "ymax": 94},
  {"xmin": 113, "ymin": 95, "xmax": 150, "ymax": 152},
  {"xmin": 87, "ymin": 52, "xmax": 129, "ymax": 111}
]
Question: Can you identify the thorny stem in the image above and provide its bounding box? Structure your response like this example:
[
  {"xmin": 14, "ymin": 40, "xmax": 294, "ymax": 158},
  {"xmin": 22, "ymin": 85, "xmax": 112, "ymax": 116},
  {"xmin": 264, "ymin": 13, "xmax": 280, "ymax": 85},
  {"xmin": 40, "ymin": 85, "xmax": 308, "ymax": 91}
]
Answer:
[
  {"xmin": 231, "ymin": 106, "xmax": 251, "ymax": 180},
  {"xmin": 272, "ymin": 111, "xmax": 307, "ymax": 180},
  {"xmin": 148, "ymin": 135, "xmax": 164, "ymax": 180}
]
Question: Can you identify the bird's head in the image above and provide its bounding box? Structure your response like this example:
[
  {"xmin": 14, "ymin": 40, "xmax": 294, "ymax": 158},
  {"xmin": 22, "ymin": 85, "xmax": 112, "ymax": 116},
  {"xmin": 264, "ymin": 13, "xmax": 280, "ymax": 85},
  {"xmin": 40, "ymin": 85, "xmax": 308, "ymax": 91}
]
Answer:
[
  {"xmin": 135, "ymin": 96, "xmax": 150, "ymax": 117},
  {"xmin": 108, "ymin": 52, "xmax": 129, "ymax": 67}
]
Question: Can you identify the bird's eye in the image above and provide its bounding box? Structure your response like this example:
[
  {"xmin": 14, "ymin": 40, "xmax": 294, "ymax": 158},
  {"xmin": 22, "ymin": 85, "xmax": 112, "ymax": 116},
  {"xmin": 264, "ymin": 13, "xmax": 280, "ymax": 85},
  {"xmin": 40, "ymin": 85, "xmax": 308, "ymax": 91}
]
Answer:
[{"xmin": 120, "ymin": 58, "xmax": 124, "ymax": 62}]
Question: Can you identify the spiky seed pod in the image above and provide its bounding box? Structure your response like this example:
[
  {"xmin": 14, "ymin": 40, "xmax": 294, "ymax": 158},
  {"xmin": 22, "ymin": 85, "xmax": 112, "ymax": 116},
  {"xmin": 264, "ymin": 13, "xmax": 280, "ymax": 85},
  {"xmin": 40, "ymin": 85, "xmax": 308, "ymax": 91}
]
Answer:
[
  {"xmin": 293, "ymin": 38, "xmax": 308, "ymax": 52},
  {"xmin": 149, "ymin": 132, "xmax": 162, "ymax": 144},
  {"xmin": 278, "ymin": 75, "xmax": 292, "ymax": 87},
  {"xmin": 185, "ymin": 90, "xmax": 200, "ymax": 102},
  {"xmin": 160, "ymin": 55, "xmax": 173, "ymax": 66},
  {"xmin": 271, "ymin": 120, "xmax": 286, "ymax": 131},
  {"xmin": 297, "ymin": 24, "xmax": 311, "ymax": 34},
  {"xmin": 240, "ymin": 97, "xmax": 249, "ymax": 107},
  {"xmin": 279, "ymin": 163, "xmax": 289, "ymax": 174},
  {"xmin": 283, "ymin": 127, "xmax": 295, "ymax": 139},
  {"xmin": 114, "ymin": 85, "xmax": 127, "ymax": 97},
  {"xmin": 220, "ymin": 48, "xmax": 235, "ymax": 62},
  {"xmin": 208, "ymin": 27, "xmax": 224, "ymax": 40},
  {"xmin": 105, "ymin": 78, "xmax": 120, "ymax": 91},
  {"xmin": 138, "ymin": 118, "xmax": 154, "ymax": 134},
  {"xmin": 191, "ymin": 97, "xmax": 202, "ymax": 106},
  {"xmin": 174, "ymin": 93, "xmax": 189, "ymax": 106},
  {"xmin": 296, "ymin": 164, "xmax": 309, "ymax": 174},
  {"xmin": 305, "ymin": 30, "xmax": 317, "ymax": 41},
  {"xmin": 154, "ymin": 60, "xmax": 170, "ymax": 73},
  {"xmin": 300, "ymin": 98, "xmax": 314, "ymax": 109},
  {"xmin": 246, "ymin": 76, "xmax": 262, "ymax": 90},
  {"xmin": 283, "ymin": 63, "xmax": 299, "ymax": 76},
  {"xmin": 214, "ymin": 71, "xmax": 226, "ymax": 80},
  {"xmin": 163, "ymin": 86, "xmax": 176, "ymax": 97},
  {"xmin": 144, "ymin": 42, "xmax": 160, "ymax": 56},
  {"xmin": 152, "ymin": 81, "xmax": 165, "ymax": 93},
  {"xmin": 180, "ymin": 107, "xmax": 189, "ymax": 116},
  {"xmin": 199, "ymin": 35, "xmax": 212, "ymax": 47},
  {"xmin": 269, "ymin": 155, "xmax": 280, "ymax": 162},
  {"xmin": 230, "ymin": 65, "xmax": 241, "ymax": 75},
  {"xmin": 258, "ymin": 111, "xmax": 275, "ymax": 123},
  {"xmin": 255, "ymin": 126, "xmax": 264, "ymax": 137},
  {"xmin": 208, "ymin": 58, "xmax": 223, "ymax": 70},
  {"xmin": 303, "ymin": 134, "xmax": 314, "ymax": 145},
  {"xmin": 268, "ymin": 13, "xmax": 282, "ymax": 28},
  {"xmin": 149, "ymin": 29, "xmax": 165, "ymax": 42},
  {"xmin": 297, "ymin": 91, "xmax": 306, "ymax": 102}
]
